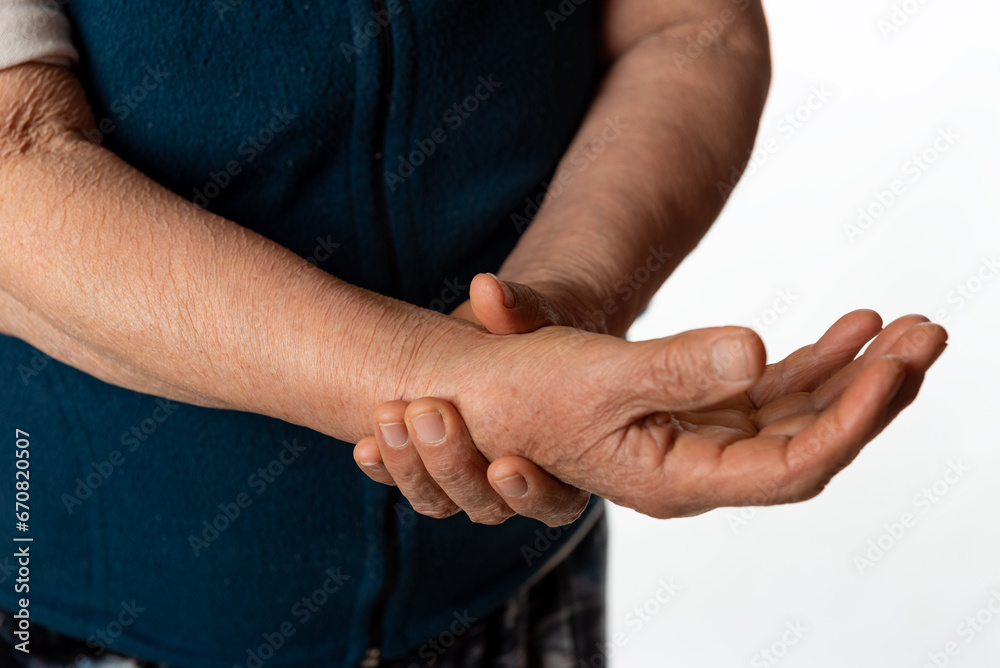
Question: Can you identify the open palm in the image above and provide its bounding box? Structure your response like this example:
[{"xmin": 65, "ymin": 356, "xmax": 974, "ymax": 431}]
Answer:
[{"xmin": 600, "ymin": 310, "xmax": 945, "ymax": 517}]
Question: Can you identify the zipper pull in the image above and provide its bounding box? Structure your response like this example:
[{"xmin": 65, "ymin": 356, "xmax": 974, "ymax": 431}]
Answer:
[{"xmin": 360, "ymin": 647, "xmax": 381, "ymax": 668}]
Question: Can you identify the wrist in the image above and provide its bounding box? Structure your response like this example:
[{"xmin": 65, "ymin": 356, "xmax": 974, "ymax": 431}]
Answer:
[{"xmin": 297, "ymin": 284, "xmax": 490, "ymax": 442}]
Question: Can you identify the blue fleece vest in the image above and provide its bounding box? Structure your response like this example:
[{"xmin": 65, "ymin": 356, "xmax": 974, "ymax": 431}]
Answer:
[{"xmin": 0, "ymin": 1, "xmax": 601, "ymax": 666}]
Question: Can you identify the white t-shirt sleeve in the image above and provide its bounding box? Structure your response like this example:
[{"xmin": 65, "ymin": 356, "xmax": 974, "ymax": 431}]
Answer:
[{"xmin": 0, "ymin": 0, "xmax": 78, "ymax": 71}]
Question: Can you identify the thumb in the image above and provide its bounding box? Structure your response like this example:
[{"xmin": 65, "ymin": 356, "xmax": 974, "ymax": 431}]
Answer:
[
  {"xmin": 469, "ymin": 273, "xmax": 565, "ymax": 334},
  {"xmin": 628, "ymin": 327, "xmax": 767, "ymax": 412}
]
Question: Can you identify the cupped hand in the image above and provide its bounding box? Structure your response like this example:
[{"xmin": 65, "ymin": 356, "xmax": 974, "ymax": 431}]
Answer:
[{"xmin": 361, "ymin": 307, "xmax": 946, "ymax": 521}]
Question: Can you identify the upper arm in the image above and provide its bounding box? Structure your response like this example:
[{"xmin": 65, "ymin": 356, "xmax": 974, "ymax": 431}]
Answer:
[{"xmin": 599, "ymin": 0, "xmax": 770, "ymax": 63}]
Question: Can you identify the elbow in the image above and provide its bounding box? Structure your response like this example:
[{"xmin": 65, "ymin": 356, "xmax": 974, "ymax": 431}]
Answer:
[{"xmin": 0, "ymin": 63, "xmax": 95, "ymax": 166}]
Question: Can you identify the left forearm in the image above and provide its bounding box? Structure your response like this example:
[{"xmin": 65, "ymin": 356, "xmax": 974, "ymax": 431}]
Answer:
[{"xmin": 497, "ymin": 0, "xmax": 771, "ymax": 336}]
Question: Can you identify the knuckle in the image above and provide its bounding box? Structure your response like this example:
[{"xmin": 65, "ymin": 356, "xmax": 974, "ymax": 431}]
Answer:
[
  {"xmin": 656, "ymin": 344, "xmax": 712, "ymax": 400},
  {"xmin": 410, "ymin": 500, "xmax": 459, "ymax": 520},
  {"xmin": 741, "ymin": 469, "xmax": 796, "ymax": 507},
  {"xmin": 542, "ymin": 511, "xmax": 580, "ymax": 528},
  {"xmin": 427, "ymin": 464, "xmax": 470, "ymax": 489},
  {"xmin": 401, "ymin": 480, "xmax": 460, "ymax": 519},
  {"xmin": 468, "ymin": 506, "xmax": 515, "ymax": 525},
  {"xmin": 466, "ymin": 496, "xmax": 514, "ymax": 525},
  {"xmin": 781, "ymin": 481, "xmax": 826, "ymax": 505},
  {"xmin": 406, "ymin": 397, "xmax": 448, "ymax": 420},
  {"xmin": 540, "ymin": 495, "xmax": 590, "ymax": 527},
  {"xmin": 374, "ymin": 400, "xmax": 409, "ymax": 424},
  {"xmin": 390, "ymin": 468, "xmax": 427, "ymax": 489},
  {"xmin": 774, "ymin": 471, "xmax": 827, "ymax": 505}
]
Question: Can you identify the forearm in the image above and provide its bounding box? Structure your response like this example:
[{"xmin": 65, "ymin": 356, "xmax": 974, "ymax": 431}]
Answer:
[
  {"xmin": 0, "ymin": 64, "xmax": 476, "ymax": 442},
  {"xmin": 497, "ymin": 0, "xmax": 771, "ymax": 336}
]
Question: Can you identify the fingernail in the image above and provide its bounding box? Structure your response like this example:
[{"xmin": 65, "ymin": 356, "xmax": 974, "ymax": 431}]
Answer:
[
  {"xmin": 495, "ymin": 473, "xmax": 528, "ymax": 498},
  {"xmin": 412, "ymin": 412, "xmax": 446, "ymax": 444},
  {"xmin": 487, "ymin": 273, "xmax": 515, "ymax": 308},
  {"xmin": 379, "ymin": 422, "xmax": 409, "ymax": 449},
  {"xmin": 713, "ymin": 334, "xmax": 751, "ymax": 382}
]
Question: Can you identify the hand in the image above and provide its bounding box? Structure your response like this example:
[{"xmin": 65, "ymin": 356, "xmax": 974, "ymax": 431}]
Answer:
[
  {"xmin": 362, "ymin": 307, "xmax": 947, "ymax": 520},
  {"xmin": 355, "ymin": 274, "xmax": 595, "ymax": 526}
]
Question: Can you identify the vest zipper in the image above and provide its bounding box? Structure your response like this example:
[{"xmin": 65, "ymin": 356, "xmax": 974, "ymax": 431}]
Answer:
[
  {"xmin": 364, "ymin": 3, "xmax": 402, "ymax": 664},
  {"xmin": 369, "ymin": 0, "xmax": 403, "ymax": 300}
]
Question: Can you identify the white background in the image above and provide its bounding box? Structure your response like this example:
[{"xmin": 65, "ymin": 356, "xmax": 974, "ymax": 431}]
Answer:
[{"xmin": 608, "ymin": 1, "xmax": 1000, "ymax": 666}]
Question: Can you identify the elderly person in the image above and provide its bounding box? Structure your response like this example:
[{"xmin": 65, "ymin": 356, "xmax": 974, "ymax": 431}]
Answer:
[{"xmin": 0, "ymin": 0, "xmax": 944, "ymax": 666}]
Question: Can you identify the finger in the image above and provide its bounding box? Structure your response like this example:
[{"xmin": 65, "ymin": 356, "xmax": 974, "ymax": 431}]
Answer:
[
  {"xmin": 488, "ymin": 457, "xmax": 592, "ymax": 527},
  {"xmin": 406, "ymin": 398, "xmax": 515, "ymax": 525},
  {"xmin": 354, "ymin": 436, "xmax": 397, "ymax": 486},
  {"xmin": 632, "ymin": 326, "xmax": 767, "ymax": 412},
  {"xmin": 749, "ymin": 322, "xmax": 945, "ymax": 480},
  {"xmin": 469, "ymin": 273, "xmax": 564, "ymax": 335},
  {"xmin": 756, "ymin": 412, "xmax": 818, "ymax": 439},
  {"xmin": 811, "ymin": 321, "xmax": 946, "ymax": 410},
  {"xmin": 781, "ymin": 355, "xmax": 907, "ymax": 499},
  {"xmin": 862, "ymin": 313, "xmax": 932, "ymax": 357},
  {"xmin": 752, "ymin": 392, "xmax": 815, "ymax": 427},
  {"xmin": 374, "ymin": 401, "xmax": 460, "ymax": 520},
  {"xmin": 748, "ymin": 309, "xmax": 882, "ymax": 407},
  {"xmin": 700, "ymin": 355, "xmax": 906, "ymax": 508},
  {"xmin": 802, "ymin": 314, "xmax": 932, "ymax": 409},
  {"xmin": 881, "ymin": 323, "xmax": 948, "ymax": 422}
]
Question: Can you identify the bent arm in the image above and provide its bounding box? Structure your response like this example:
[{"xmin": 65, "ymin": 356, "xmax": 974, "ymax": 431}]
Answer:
[
  {"xmin": 0, "ymin": 63, "xmax": 476, "ymax": 443},
  {"xmin": 498, "ymin": 0, "xmax": 771, "ymax": 336}
]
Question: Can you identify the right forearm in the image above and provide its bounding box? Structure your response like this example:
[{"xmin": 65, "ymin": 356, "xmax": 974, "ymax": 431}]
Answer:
[{"xmin": 0, "ymin": 64, "xmax": 478, "ymax": 443}]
